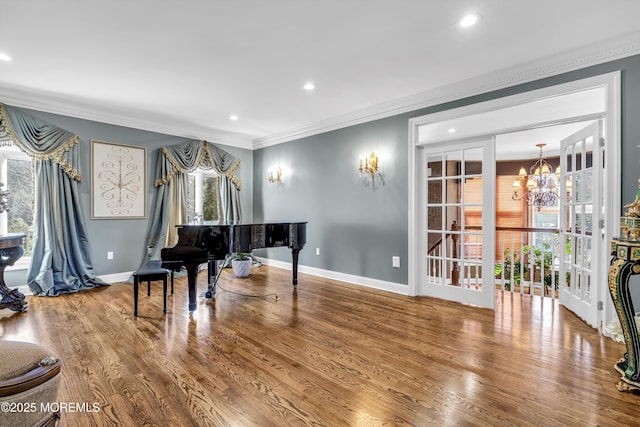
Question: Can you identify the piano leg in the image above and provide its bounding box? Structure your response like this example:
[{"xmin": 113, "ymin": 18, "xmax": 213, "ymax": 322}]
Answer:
[
  {"xmin": 292, "ymin": 248, "xmax": 300, "ymax": 286},
  {"xmin": 205, "ymin": 260, "xmax": 218, "ymax": 298},
  {"xmin": 184, "ymin": 261, "xmax": 200, "ymax": 311}
]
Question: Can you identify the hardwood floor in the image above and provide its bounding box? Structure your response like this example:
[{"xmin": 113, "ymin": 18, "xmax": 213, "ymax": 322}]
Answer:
[{"xmin": 0, "ymin": 265, "xmax": 638, "ymax": 426}]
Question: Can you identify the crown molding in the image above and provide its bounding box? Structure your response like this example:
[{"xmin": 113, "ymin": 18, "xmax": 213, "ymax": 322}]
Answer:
[
  {"xmin": 0, "ymin": 85, "xmax": 254, "ymax": 150},
  {"xmin": 252, "ymin": 32, "xmax": 640, "ymax": 150},
  {"xmin": 3, "ymin": 32, "xmax": 639, "ymax": 152}
]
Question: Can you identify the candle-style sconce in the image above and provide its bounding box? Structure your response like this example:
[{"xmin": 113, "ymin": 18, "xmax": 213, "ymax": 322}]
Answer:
[
  {"xmin": 359, "ymin": 152, "xmax": 379, "ymax": 180},
  {"xmin": 268, "ymin": 167, "xmax": 283, "ymax": 184}
]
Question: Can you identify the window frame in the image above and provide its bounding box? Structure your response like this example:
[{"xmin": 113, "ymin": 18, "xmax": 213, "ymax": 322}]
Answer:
[
  {"xmin": 0, "ymin": 145, "xmax": 32, "ymax": 270},
  {"xmin": 187, "ymin": 169, "xmax": 221, "ymax": 224}
]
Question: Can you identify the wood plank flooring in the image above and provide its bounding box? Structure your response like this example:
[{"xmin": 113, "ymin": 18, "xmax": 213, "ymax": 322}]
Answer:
[{"xmin": 1, "ymin": 265, "xmax": 638, "ymax": 426}]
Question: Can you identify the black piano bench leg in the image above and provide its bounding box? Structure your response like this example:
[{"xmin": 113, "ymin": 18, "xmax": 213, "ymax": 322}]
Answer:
[{"xmin": 134, "ymin": 277, "xmax": 139, "ymax": 317}]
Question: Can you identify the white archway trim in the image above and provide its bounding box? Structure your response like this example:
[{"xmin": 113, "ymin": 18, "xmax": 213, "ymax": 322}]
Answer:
[{"xmin": 407, "ymin": 72, "xmax": 621, "ymax": 307}]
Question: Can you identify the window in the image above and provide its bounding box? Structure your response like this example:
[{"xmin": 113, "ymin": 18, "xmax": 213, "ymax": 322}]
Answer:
[
  {"xmin": 0, "ymin": 144, "xmax": 33, "ymax": 267},
  {"xmin": 186, "ymin": 169, "xmax": 221, "ymax": 223}
]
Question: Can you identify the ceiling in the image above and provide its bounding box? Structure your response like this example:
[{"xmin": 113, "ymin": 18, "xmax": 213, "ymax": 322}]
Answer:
[{"xmin": 1, "ymin": 1, "xmax": 640, "ymax": 149}]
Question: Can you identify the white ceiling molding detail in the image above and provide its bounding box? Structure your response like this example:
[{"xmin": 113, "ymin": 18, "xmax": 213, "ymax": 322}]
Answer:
[
  {"xmin": 0, "ymin": 85, "xmax": 255, "ymax": 149},
  {"xmin": 253, "ymin": 33, "xmax": 640, "ymax": 149},
  {"xmin": 3, "ymin": 1, "xmax": 640, "ymax": 151}
]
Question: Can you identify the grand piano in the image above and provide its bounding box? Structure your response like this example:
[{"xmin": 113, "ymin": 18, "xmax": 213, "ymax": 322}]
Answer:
[{"xmin": 161, "ymin": 221, "xmax": 307, "ymax": 311}]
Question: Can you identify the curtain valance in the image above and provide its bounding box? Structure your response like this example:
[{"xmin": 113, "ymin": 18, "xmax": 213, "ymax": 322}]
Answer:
[
  {"xmin": 0, "ymin": 103, "xmax": 81, "ymax": 181},
  {"xmin": 154, "ymin": 140, "xmax": 241, "ymax": 189},
  {"xmin": 143, "ymin": 139, "xmax": 242, "ymax": 262}
]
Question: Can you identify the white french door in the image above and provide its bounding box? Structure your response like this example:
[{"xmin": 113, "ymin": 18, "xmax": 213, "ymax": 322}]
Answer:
[
  {"xmin": 559, "ymin": 121, "xmax": 604, "ymax": 328},
  {"xmin": 419, "ymin": 138, "xmax": 495, "ymax": 308}
]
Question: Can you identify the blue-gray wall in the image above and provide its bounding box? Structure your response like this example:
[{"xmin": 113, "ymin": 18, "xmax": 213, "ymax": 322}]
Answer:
[
  {"xmin": 253, "ymin": 53, "xmax": 640, "ymax": 287},
  {"xmin": 5, "ymin": 53, "xmax": 640, "ymax": 289},
  {"xmin": 253, "ymin": 116, "xmax": 408, "ymax": 285},
  {"xmin": 5, "ymin": 110, "xmax": 253, "ymax": 285}
]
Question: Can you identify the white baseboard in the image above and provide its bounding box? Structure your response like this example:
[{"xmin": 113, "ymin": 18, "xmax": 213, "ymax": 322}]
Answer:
[
  {"xmin": 98, "ymin": 271, "xmax": 135, "ymax": 284},
  {"xmin": 15, "ymin": 284, "xmax": 32, "ymax": 296},
  {"xmin": 255, "ymin": 257, "xmax": 409, "ymax": 296},
  {"xmin": 17, "ymin": 266, "xmax": 406, "ymax": 296},
  {"xmin": 9, "ymin": 273, "xmax": 132, "ymax": 297}
]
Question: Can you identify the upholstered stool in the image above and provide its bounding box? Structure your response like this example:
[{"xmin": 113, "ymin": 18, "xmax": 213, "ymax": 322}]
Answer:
[
  {"xmin": 0, "ymin": 340, "xmax": 62, "ymax": 427},
  {"xmin": 133, "ymin": 260, "xmax": 170, "ymax": 316}
]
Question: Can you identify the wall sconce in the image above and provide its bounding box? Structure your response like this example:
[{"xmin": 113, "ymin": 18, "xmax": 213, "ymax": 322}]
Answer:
[
  {"xmin": 359, "ymin": 152, "xmax": 379, "ymax": 179},
  {"xmin": 268, "ymin": 167, "xmax": 283, "ymax": 184}
]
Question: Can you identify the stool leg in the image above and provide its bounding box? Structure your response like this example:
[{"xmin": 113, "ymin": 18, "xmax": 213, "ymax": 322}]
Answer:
[
  {"xmin": 163, "ymin": 277, "xmax": 167, "ymax": 314},
  {"xmin": 134, "ymin": 277, "xmax": 139, "ymax": 317},
  {"xmin": 171, "ymin": 271, "xmax": 174, "ymax": 294}
]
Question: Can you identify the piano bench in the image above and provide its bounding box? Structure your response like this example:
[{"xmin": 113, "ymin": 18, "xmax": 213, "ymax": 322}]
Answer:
[
  {"xmin": 160, "ymin": 260, "xmax": 183, "ymax": 294},
  {"xmin": 133, "ymin": 260, "xmax": 170, "ymax": 317}
]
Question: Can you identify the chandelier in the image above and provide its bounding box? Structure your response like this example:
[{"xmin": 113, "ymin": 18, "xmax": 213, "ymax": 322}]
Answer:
[{"xmin": 512, "ymin": 143, "xmax": 567, "ymax": 211}]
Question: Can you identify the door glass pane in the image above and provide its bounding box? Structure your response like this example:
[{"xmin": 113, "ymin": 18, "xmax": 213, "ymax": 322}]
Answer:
[
  {"xmin": 427, "ymin": 180, "xmax": 442, "ymax": 204},
  {"xmin": 573, "ymin": 206, "xmax": 583, "ymax": 233},
  {"xmin": 584, "ymin": 205, "xmax": 593, "ymax": 233},
  {"xmin": 427, "ymin": 155, "xmax": 443, "ymax": 178},
  {"xmin": 575, "ymin": 140, "xmax": 583, "ymax": 170},
  {"xmin": 565, "ymin": 146, "xmax": 574, "ymax": 173},
  {"xmin": 583, "ymin": 169, "xmax": 593, "ymax": 203},
  {"xmin": 445, "ymin": 178, "xmax": 460, "ymax": 204},
  {"xmin": 584, "ymin": 238, "xmax": 593, "ymax": 270},
  {"xmin": 575, "ymin": 236, "xmax": 583, "ymax": 270},
  {"xmin": 575, "ymin": 173, "xmax": 583, "ymax": 202},
  {"xmin": 427, "ymin": 206, "xmax": 443, "ymax": 231},
  {"xmin": 463, "ymin": 233, "xmax": 483, "ymax": 259},
  {"xmin": 427, "ymin": 232, "xmax": 443, "ymax": 254},
  {"xmin": 463, "ymin": 177, "xmax": 483, "ymax": 227},
  {"xmin": 444, "ymin": 151, "xmax": 462, "ymax": 177},
  {"xmin": 464, "ymin": 147, "xmax": 483, "ymax": 176}
]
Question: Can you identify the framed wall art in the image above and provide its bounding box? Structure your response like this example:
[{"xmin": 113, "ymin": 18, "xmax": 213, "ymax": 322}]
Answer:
[{"xmin": 91, "ymin": 140, "xmax": 147, "ymax": 219}]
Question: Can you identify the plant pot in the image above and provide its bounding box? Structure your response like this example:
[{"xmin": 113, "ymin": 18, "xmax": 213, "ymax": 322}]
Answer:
[{"xmin": 231, "ymin": 259, "xmax": 252, "ymax": 277}]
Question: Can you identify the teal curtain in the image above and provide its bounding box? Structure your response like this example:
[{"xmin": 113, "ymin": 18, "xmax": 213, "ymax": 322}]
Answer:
[
  {"xmin": 144, "ymin": 140, "xmax": 241, "ymax": 261},
  {"xmin": 0, "ymin": 103, "xmax": 107, "ymax": 295}
]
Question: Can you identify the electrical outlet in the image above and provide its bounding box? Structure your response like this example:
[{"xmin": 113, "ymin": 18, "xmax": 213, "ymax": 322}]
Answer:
[
  {"xmin": 392, "ymin": 256, "xmax": 400, "ymax": 268},
  {"xmin": 107, "ymin": 251, "xmax": 114, "ymax": 260},
  {"xmin": 316, "ymin": 248, "xmax": 320, "ymax": 256}
]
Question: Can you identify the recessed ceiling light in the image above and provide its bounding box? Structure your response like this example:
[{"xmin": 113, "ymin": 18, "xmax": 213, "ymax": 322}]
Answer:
[
  {"xmin": 0, "ymin": 52, "xmax": 13, "ymax": 61},
  {"xmin": 303, "ymin": 82, "xmax": 316, "ymax": 91},
  {"xmin": 448, "ymin": 128, "xmax": 456, "ymax": 133},
  {"xmin": 459, "ymin": 13, "xmax": 480, "ymax": 28},
  {"xmin": 229, "ymin": 115, "xmax": 239, "ymax": 121}
]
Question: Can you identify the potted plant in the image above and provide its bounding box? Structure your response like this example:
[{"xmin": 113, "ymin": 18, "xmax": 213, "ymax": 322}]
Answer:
[{"xmin": 231, "ymin": 252, "xmax": 252, "ymax": 277}]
